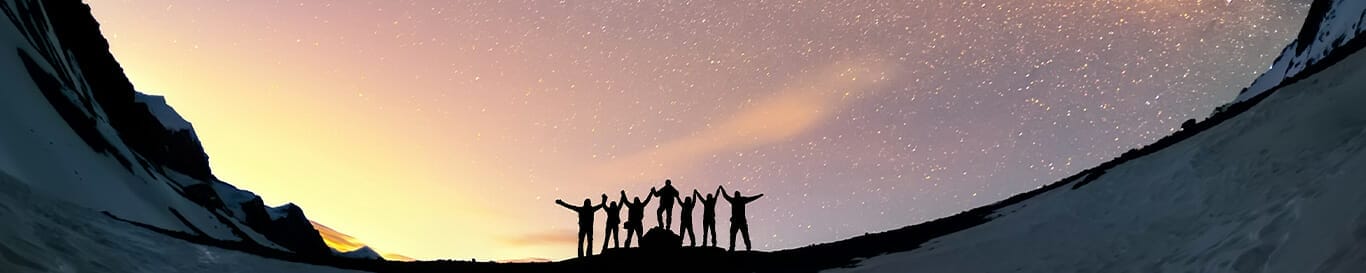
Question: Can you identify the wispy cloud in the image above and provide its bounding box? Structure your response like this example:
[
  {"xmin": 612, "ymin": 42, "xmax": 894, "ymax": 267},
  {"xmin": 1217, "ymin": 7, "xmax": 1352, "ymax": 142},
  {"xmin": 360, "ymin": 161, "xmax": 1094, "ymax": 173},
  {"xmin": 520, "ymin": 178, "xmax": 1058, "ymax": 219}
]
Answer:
[
  {"xmin": 592, "ymin": 60, "xmax": 895, "ymax": 180},
  {"xmin": 498, "ymin": 257, "xmax": 555, "ymax": 263},
  {"xmin": 380, "ymin": 253, "xmax": 417, "ymax": 262}
]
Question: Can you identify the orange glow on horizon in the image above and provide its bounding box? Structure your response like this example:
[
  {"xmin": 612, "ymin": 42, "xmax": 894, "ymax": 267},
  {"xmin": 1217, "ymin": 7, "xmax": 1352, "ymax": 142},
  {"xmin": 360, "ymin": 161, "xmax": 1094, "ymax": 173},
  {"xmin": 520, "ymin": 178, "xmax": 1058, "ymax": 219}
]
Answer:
[
  {"xmin": 80, "ymin": 2, "xmax": 886, "ymax": 260},
  {"xmin": 312, "ymin": 221, "xmax": 415, "ymax": 261}
]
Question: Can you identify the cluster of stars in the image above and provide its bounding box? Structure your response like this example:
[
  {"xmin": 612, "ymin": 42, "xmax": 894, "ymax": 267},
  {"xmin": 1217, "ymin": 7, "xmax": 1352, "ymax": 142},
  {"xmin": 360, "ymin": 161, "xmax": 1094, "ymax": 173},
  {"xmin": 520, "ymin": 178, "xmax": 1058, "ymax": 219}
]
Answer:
[{"xmin": 89, "ymin": 0, "xmax": 1311, "ymax": 260}]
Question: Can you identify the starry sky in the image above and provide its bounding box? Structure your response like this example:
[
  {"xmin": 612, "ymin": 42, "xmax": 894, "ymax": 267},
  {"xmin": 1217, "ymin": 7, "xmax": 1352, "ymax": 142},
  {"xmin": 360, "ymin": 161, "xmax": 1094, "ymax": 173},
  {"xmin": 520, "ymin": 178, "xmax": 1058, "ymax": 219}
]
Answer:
[{"xmin": 85, "ymin": 0, "xmax": 1308, "ymax": 261}]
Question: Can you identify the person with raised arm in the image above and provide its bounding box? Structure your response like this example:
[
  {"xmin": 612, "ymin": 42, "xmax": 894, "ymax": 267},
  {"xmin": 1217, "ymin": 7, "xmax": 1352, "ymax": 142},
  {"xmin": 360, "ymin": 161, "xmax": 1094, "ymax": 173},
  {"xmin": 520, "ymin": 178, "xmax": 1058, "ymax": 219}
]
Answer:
[
  {"xmin": 652, "ymin": 179, "xmax": 681, "ymax": 230},
  {"xmin": 675, "ymin": 190, "xmax": 698, "ymax": 247},
  {"xmin": 555, "ymin": 194, "xmax": 607, "ymax": 257},
  {"xmin": 696, "ymin": 187, "xmax": 722, "ymax": 247},
  {"xmin": 602, "ymin": 194, "xmax": 624, "ymax": 251},
  {"xmin": 720, "ymin": 185, "xmax": 764, "ymax": 251},
  {"xmin": 621, "ymin": 187, "xmax": 656, "ymax": 247}
]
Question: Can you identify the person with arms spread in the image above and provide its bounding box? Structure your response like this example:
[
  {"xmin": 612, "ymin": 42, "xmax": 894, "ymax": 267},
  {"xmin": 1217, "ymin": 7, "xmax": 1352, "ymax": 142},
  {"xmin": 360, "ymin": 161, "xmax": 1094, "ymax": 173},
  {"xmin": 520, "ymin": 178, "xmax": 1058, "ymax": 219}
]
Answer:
[
  {"xmin": 555, "ymin": 194, "xmax": 607, "ymax": 257},
  {"xmin": 676, "ymin": 191, "xmax": 698, "ymax": 247},
  {"xmin": 602, "ymin": 196, "xmax": 624, "ymax": 250},
  {"xmin": 696, "ymin": 187, "xmax": 722, "ymax": 247},
  {"xmin": 653, "ymin": 179, "xmax": 681, "ymax": 230},
  {"xmin": 621, "ymin": 188, "xmax": 655, "ymax": 247},
  {"xmin": 720, "ymin": 185, "xmax": 764, "ymax": 251}
]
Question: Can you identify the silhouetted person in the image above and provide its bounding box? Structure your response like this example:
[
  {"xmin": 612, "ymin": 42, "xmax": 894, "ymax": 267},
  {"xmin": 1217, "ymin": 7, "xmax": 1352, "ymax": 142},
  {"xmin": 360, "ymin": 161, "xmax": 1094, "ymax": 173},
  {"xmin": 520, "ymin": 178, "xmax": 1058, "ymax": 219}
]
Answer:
[
  {"xmin": 556, "ymin": 194, "xmax": 607, "ymax": 257},
  {"xmin": 720, "ymin": 185, "xmax": 764, "ymax": 251},
  {"xmin": 676, "ymin": 192, "xmax": 698, "ymax": 246},
  {"xmin": 622, "ymin": 188, "xmax": 655, "ymax": 247},
  {"xmin": 653, "ymin": 179, "xmax": 680, "ymax": 230},
  {"xmin": 696, "ymin": 187, "xmax": 721, "ymax": 247},
  {"xmin": 602, "ymin": 197, "xmax": 624, "ymax": 250}
]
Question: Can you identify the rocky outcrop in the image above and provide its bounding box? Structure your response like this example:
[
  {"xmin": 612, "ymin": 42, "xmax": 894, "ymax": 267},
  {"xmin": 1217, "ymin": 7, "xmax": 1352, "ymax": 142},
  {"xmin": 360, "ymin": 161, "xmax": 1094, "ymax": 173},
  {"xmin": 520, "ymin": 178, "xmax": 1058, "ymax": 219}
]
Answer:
[
  {"xmin": 39, "ymin": 0, "xmax": 214, "ymax": 180},
  {"xmin": 240, "ymin": 198, "xmax": 332, "ymax": 257},
  {"xmin": 641, "ymin": 228, "xmax": 682, "ymax": 249}
]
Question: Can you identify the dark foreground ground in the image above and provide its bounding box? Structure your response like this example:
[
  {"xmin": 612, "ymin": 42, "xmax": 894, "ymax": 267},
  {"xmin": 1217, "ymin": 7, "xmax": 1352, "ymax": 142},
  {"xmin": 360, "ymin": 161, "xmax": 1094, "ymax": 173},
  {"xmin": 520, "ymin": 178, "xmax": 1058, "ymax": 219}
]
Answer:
[{"xmin": 116, "ymin": 167, "xmax": 1081, "ymax": 273}]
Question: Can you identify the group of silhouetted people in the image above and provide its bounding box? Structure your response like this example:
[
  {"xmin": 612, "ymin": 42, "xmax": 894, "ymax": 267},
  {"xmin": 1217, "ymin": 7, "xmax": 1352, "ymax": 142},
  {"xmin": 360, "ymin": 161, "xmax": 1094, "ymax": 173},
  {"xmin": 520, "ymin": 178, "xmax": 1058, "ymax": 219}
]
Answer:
[{"xmin": 555, "ymin": 179, "xmax": 764, "ymax": 257}]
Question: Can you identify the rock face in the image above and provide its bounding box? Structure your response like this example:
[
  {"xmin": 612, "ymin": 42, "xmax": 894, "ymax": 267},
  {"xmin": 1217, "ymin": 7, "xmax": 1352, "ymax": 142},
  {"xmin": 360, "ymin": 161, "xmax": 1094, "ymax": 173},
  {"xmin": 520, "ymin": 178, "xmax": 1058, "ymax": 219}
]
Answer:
[
  {"xmin": 4, "ymin": 0, "xmax": 343, "ymax": 259},
  {"xmin": 640, "ymin": 227, "xmax": 682, "ymax": 249},
  {"xmin": 41, "ymin": 0, "xmax": 215, "ymax": 180},
  {"xmin": 240, "ymin": 199, "xmax": 331, "ymax": 257}
]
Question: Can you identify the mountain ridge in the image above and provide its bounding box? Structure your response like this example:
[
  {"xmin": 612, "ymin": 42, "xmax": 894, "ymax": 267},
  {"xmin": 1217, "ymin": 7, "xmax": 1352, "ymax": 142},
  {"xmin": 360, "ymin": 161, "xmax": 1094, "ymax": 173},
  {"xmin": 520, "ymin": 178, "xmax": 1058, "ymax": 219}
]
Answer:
[{"xmin": 0, "ymin": 0, "xmax": 391, "ymax": 261}]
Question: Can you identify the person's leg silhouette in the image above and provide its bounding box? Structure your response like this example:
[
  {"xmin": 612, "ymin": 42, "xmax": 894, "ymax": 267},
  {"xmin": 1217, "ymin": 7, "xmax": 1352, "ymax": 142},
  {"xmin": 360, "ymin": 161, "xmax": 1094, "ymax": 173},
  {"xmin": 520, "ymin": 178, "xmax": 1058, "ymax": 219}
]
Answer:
[
  {"xmin": 635, "ymin": 227, "xmax": 644, "ymax": 244},
  {"xmin": 602, "ymin": 226, "xmax": 611, "ymax": 251},
  {"xmin": 701, "ymin": 224, "xmax": 709, "ymax": 247},
  {"xmin": 686, "ymin": 226, "xmax": 696, "ymax": 246},
  {"xmin": 577, "ymin": 229, "xmax": 587, "ymax": 257},
  {"xmin": 702, "ymin": 222, "xmax": 713, "ymax": 247},
  {"xmin": 710, "ymin": 225, "xmax": 718, "ymax": 247},
  {"xmin": 740, "ymin": 225, "xmax": 751, "ymax": 251},
  {"xmin": 678, "ymin": 224, "xmax": 688, "ymax": 246},
  {"xmin": 656, "ymin": 206, "xmax": 665, "ymax": 230},
  {"xmin": 586, "ymin": 231, "xmax": 595, "ymax": 256},
  {"xmin": 729, "ymin": 224, "xmax": 739, "ymax": 251}
]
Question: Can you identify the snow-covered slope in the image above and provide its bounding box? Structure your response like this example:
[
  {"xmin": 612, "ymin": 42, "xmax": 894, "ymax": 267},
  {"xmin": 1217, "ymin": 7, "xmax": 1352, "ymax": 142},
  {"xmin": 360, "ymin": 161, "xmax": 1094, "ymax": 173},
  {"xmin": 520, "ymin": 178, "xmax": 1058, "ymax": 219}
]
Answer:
[
  {"xmin": 1238, "ymin": 0, "xmax": 1366, "ymax": 102},
  {"xmin": 1, "ymin": 0, "xmax": 244, "ymax": 243},
  {"xmin": 0, "ymin": 0, "xmax": 355, "ymax": 260},
  {"xmin": 0, "ymin": 170, "xmax": 364, "ymax": 273},
  {"xmin": 832, "ymin": 2, "xmax": 1366, "ymax": 273}
]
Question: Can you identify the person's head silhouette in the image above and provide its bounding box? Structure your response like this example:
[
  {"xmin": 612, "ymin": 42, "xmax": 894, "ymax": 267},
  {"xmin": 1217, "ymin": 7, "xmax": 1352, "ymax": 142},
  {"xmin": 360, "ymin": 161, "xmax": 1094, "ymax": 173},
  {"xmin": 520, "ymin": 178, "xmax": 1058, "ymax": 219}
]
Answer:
[
  {"xmin": 685, "ymin": 196, "xmax": 693, "ymax": 203},
  {"xmin": 707, "ymin": 194, "xmax": 714, "ymax": 199},
  {"xmin": 583, "ymin": 199, "xmax": 592, "ymax": 207},
  {"xmin": 610, "ymin": 201, "xmax": 617, "ymax": 207},
  {"xmin": 665, "ymin": 179, "xmax": 672, "ymax": 186},
  {"xmin": 734, "ymin": 191, "xmax": 742, "ymax": 197},
  {"xmin": 634, "ymin": 197, "xmax": 641, "ymax": 203}
]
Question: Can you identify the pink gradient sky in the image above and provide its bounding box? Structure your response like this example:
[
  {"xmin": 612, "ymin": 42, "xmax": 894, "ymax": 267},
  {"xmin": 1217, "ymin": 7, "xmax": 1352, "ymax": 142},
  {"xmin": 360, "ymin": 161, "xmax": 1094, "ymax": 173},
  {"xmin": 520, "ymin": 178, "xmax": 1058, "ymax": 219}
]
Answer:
[{"xmin": 84, "ymin": 0, "xmax": 1307, "ymax": 261}]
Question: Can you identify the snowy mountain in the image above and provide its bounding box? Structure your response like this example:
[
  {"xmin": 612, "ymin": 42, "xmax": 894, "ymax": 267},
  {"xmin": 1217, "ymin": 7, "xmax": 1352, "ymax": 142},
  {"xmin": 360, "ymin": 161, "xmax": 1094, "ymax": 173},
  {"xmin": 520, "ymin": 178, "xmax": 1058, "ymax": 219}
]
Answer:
[
  {"xmin": 1237, "ymin": 0, "xmax": 1366, "ymax": 102},
  {"xmin": 336, "ymin": 246, "xmax": 385, "ymax": 260},
  {"xmin": 314, "ymin": 221, "xmax": 416, "ymax": 261},
  {"xmin": 0, "ymin": 0, "xmax": 366, "ymax": 261}
]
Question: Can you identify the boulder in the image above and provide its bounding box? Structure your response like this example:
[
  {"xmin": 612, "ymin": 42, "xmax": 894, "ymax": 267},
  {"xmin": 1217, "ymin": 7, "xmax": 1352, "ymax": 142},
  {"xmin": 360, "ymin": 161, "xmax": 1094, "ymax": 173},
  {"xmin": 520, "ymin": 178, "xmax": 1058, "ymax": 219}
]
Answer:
[{"xmin": 640, "ymin": 227, "xmax": 681, "ymax": 249}]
